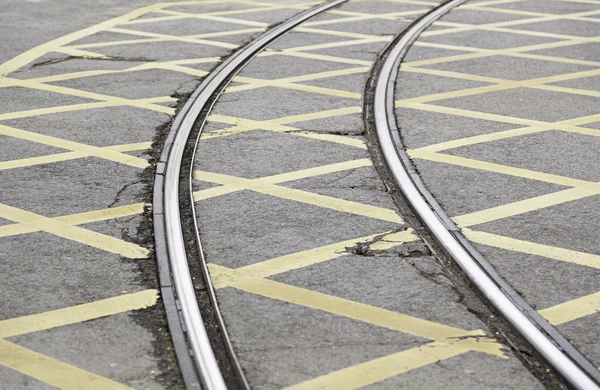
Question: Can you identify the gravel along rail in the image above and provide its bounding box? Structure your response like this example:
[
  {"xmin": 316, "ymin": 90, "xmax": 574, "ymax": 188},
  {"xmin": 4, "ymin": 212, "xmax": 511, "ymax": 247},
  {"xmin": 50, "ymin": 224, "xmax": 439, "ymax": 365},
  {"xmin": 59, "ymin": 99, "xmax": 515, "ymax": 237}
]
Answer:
[
  {"xmin": 182, "ymin": 0, "xmax": 587, "ymax": 389},
  {"xmin": 368, "ymin": 0, "xmax": 600, "ymax": 389}
]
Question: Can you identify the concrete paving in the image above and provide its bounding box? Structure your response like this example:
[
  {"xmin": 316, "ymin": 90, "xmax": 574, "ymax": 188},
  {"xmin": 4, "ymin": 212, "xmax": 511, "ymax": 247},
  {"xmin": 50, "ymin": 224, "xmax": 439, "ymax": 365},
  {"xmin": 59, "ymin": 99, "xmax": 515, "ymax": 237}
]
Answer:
[
  {"xmin": 396, "ymin": 0, "xmax": 600, "ymax": 376},
  {"xmin": 192, "ymin": 1, "xmax": 552, "ymax": 389}
]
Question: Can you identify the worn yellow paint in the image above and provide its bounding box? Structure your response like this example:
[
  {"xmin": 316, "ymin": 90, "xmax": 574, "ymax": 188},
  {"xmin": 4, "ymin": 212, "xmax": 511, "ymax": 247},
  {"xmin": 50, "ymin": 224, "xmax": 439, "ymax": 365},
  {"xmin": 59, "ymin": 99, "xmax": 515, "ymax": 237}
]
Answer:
[
  {"xmin": 0, "ymin": 124, "xmax": 148, "ymax": 169},
  {"xmin": 196, "ymin": 170, "xmax": 403, "ymax": 223},
  {"xmin": 210, "ymin": 229, "xmax": 417, "ymax": 288},
  {"xmin": 206, "ymin": 110, "xmax": 366, "ymax": 149},
  {"xmin": 0, "ymin": 290, "xmax": 158, "ymax": 338},
  {"xmin": 216, "ymin": 273, "xmax": 504, "ymax": 356},
  {"xmin": 1, "ymin": 77, "xmax": 174, "ymax": 115},
  {"xmin": 0, "ymin": 340, "xmax": 133, "ymax": 390},
  {"xmin": 285, "ymin": 339, "xmax": 500, "ymax": 390},
  {"xmin": 0, "ymin": 96, "xmax": 175, "ymax": 122},
  {"xmin": 108, "ymin": 27, "xmax": 239, "ymax": 49},
  {"xmin": 0, "ymin": 203, "xmax": 148, "ymax": 259},
  {"xmin": 409, "ymin": 150, "xmax": 594, "ymax": 188},
  {"xmin": 0, "ymin": 203, "xmax": 146, "ymax": 239},
  {"xmin": 454, "ymin": 188, "xmax": 600, "ymax": 228},
  {"xmin": 541, "ymin": 291, "xmax": 600, "ymax": 326},
  {"xmin": 462, "ymin": 228, "xmax": 600, "ymax": 270},
  {"xmin": 0, "ymin": 141, "xmax": 150, "ymax": 171},
  {"xmin": 0, "ymin": 3, "xmax": 167, "ymax": 76}
]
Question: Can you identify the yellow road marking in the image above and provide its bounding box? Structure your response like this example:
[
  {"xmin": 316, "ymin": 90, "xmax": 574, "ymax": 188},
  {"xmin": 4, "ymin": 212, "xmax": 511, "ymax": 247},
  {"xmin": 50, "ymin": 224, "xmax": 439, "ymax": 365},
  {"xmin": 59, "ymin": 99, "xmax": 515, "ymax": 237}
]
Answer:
[
  {"xmin": 285, "ymin": 339, "xmax": 503, "ymax": 390},
  {"xmin": 0, "ymin": 3, "xmax": 168, "ymax": 76},
  {"xmin": 0, "ymin": 96, "xmax": 175, "ymax": 121},
  {"xmin": 0, "ymin": 340, "xmax": 133, "ymax": 390},
  {"xmin": 409, "ymin": 149, "xmax": 593, "ymax": 188},
  {"xmin": 0, "ymin": 203, "xmax": 148, "ymax": 259},
  {"xmin": 462, "ymin": 228, "xmax": 600, "ymax": 270},
  {"xmin": 210, "ymin": 229, "xmax": 417, "ymax": 288},
  {"xmin": 206, "ymin": 110, "xmax": 366, "ymax": 149},
  {"xmin": 108, "ymin": 27, "xmax": 239, "ymax": 49},
  {"xmin": 195, "ymin": 170, "xmax": 403, "ymax": 223},
  {"xmin": 0, "ymin": 124, "xmax": 148, "ymax": 169},
  {"xmin": 541, "ymin": 291, "xmax": 600, "ymax": 326},
  {"xmin": 454, "ymin": 188, "xmax": 600, "ymax": 228},
  {"xmin": 1, "ymin": 77, "xmax": 174, "ymax": 115},
  {"xmin": 213, "ymin": 269, "xmax": 504, "ymax": 356},
  {"xmin": 0, "ymin": 289, "xmax": 158, "ymax": 338}
]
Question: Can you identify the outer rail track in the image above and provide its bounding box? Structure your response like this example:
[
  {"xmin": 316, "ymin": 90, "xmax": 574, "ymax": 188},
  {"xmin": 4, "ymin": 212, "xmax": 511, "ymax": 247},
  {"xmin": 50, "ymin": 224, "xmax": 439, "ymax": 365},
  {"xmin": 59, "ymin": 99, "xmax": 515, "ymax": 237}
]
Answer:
[
  {"xmin": 153, "ymin": 1, "xmax": 347, "ymax": 389},
  {"xmin": 154, "ymin": 0, "xmax": 600, "ymax": 389},
  {"xmin": 366, "ymin": 1, "xmax": 600, "ymax": 390}
]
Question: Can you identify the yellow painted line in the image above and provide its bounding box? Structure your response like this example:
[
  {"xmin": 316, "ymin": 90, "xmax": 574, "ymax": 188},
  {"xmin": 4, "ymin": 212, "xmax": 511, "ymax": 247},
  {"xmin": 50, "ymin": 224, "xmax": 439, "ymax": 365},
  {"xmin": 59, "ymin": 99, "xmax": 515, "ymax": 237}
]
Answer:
[
  {"xmin": 0, "ymin": 203, "xmax": 146, "ymax": 239},
  {"xmin": 0, "ymin": 77, "xmax": 174, "ymax": 115},
  {"xmin": 398, "ymin": 84, "xmax": 512, "ymax": 105},
  {"xmin": 402, "ymin": 102, "xmax": 599, "ymax": 137},
  {"xmin": 413, "ymin": 127, "xmax": 548, "ymax": 153},
  {"xmin": 0, "ymin": 124, "xmax": 149, "ymax": 169},
  {"xmin": 220, "ymin": 274, "xmax": 503, "ymax": 356},
  {"xmin": 268, "ymin": 106, "xmax": 363, "ymax": 125},
  {"xmin": 210, "ymin": 229, "xmax": 417, "ymax": 288},
  {"xmin": 0, "ymin": 96, "xmax": 175, "ymax": 122},
  {"xmin": 0, "ymin": 2, "xmax": 167, "ymax": 76},
  {"xmin": 408, "ymin": 149, "xmax": 594, "ymax": 188},
  {"xmin": 0, "ymin": 141, "xmax": 151, "ymax": 171},
  {"xmin": 0, "ymin": 289, "xmax": 158, "ymax": 338},
  {"xmin": 295, "ymin": 26, "xmax": 385, "ymax": 40},
  {"xmin": 195, "ymin": 170, "xmax": 404, "ymax": 224},
  {"xmin": 158, "ymin": 9, "xmax": 269, "ymax": 27},
  {"xmin": 0, "ymin": 203, "xmax": 148, "ymax": 259},
  {"xmin": 541, "ymin": 291, "xmax": 600, "ymax": 326},
  {"xmin": 0, "ymin": 151, "xmax": 86, "ymax": 171},
  {"xmin": 462, "ymin": 228, "xmax": 600, "ymax": 270},
  {"xmin": 285, "ymin": 339, "xmax": 503, "ymax": 390},
  {"xmin": 59, "ymin": 203, "xmax": 147, "ymax": 225},
  {"xmin": 124, "ymin": 4, "xmax": 291, "ymax": 26},
  {"xmin": 327, "ymin": 8, "xmax": 431, "ymax": 22},
  {"xmin": 535, "ymin": 83, "xmax": 600, "ymax": 99},
  {"xmin": 206, "ymin": 111, "xmax": 367, "ymax": 149},
  {"xmin": 265, "ymin": 49, "xmax": 373, "ymax": 66},
  {"xmin": 453, "ymin": 187, "xmax": 600, "ymax": 227},
  {"xmin": 226, "ymin": 79, "xmax": 362, "ymax": 99},
  {"xmin": 0, "ymin": 158, "xmax": 373, "ymax": 239},
  {"xmin": 411, "ymin": 116, "xmax": 600, "ymax": 154},
  {"xmin": 225, "ymin": 66, "xmax": 369, "ymax": 97},
  {"xmin": 192, "ymin": 185, "xmax": 241, "ymax": 202},
  {"xmin": 108, "ymin": 27, "xmax": 239, "ymax": 50},
  {"xmin": 261, "ymin": 158, "xmax": 372, "ymax": 183},
  {"xmin": 54, "ymin": 47, "xmax": 110, "ymax": 59},
  {"xmin": 0, "ymin": 340, "xmax": 132, "ymax": 390},
  {"xmin": 283, "ymin": 37, "xmax": 389, "ymax": 53}
]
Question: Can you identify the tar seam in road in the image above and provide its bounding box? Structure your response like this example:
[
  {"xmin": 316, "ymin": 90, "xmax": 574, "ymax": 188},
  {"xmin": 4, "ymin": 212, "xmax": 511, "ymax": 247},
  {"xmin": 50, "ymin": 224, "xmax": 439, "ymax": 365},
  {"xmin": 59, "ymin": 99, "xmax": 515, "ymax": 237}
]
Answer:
[{"xmin": 367, "ymin": 0, "xmax": 600, "ymax": 389}]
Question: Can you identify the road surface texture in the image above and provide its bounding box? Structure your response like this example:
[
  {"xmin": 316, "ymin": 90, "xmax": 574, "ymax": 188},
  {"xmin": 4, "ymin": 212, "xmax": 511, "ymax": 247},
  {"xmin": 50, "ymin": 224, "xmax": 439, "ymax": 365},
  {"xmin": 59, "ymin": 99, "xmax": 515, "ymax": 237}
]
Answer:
[
  {"xmin": 0, "ymin": 0, "xmax": 598, "ymax": 389},
  {"xmin": 396, "ymin": 0, "xmax": 600, "ymax": 378}
]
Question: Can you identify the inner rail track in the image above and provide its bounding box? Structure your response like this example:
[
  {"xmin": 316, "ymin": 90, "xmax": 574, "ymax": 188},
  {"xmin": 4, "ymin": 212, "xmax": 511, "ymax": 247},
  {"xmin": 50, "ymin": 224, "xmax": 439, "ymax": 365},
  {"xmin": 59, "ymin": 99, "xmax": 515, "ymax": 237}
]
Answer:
[
  {"xmin": 366, "ymin": 1, "xmax": 600, "ymax": 389},
  {"xmin": 153, "ymin": 1, "xmax": 348, "ymax": 389}
]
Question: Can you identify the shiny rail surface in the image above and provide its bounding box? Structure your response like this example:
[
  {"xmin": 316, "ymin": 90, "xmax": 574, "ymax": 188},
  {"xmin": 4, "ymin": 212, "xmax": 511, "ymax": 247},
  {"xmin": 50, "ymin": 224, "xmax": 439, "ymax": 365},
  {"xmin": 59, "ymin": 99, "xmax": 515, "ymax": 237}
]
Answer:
[
  {"xmin": 368, "ymin": 1, "xmax": 600, "ymax": 389},
  {"xmin": 153, "ymin": 1, "xmax": 348, "ymax": 389}
]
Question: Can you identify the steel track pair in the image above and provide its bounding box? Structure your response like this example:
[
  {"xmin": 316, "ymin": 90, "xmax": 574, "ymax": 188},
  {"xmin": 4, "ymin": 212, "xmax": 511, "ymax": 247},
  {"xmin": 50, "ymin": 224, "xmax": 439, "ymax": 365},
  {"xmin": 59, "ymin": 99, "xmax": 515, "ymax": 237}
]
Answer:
[{"xmin": 154, "ymin": 1, "xmax": 600, "ymax": 389}]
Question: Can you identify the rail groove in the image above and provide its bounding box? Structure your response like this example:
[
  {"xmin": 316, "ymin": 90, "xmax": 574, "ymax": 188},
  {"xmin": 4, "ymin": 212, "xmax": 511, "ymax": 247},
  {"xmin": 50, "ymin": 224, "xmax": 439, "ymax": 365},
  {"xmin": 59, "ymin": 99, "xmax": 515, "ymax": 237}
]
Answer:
[
  {"xmin": 153, "ymin": 1, "xmax": 348, "ymax": 389},
  {"xmin": 367, "ymin": 1, "xmax": 600, "ymax": 389}
]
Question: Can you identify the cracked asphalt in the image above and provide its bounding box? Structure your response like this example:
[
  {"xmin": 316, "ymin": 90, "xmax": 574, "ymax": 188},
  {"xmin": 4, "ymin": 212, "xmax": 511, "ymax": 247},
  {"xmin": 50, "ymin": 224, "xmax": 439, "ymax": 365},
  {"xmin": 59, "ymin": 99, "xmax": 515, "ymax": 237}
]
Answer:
[{"xmin": 2, "ymin": 0, "xmax": 598, "ymax": 389}]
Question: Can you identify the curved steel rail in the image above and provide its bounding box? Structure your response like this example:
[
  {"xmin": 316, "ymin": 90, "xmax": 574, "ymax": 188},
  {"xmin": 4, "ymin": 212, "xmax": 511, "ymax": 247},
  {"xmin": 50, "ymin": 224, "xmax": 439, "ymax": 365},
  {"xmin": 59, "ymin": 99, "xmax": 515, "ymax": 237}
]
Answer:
[
  {"xmin": 153, "ymin": 1, "xmax": 347, "ymax": 389},
  {"xmin": 369, "ymin": 1, "xmax": 600, "ymax": 389}
]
